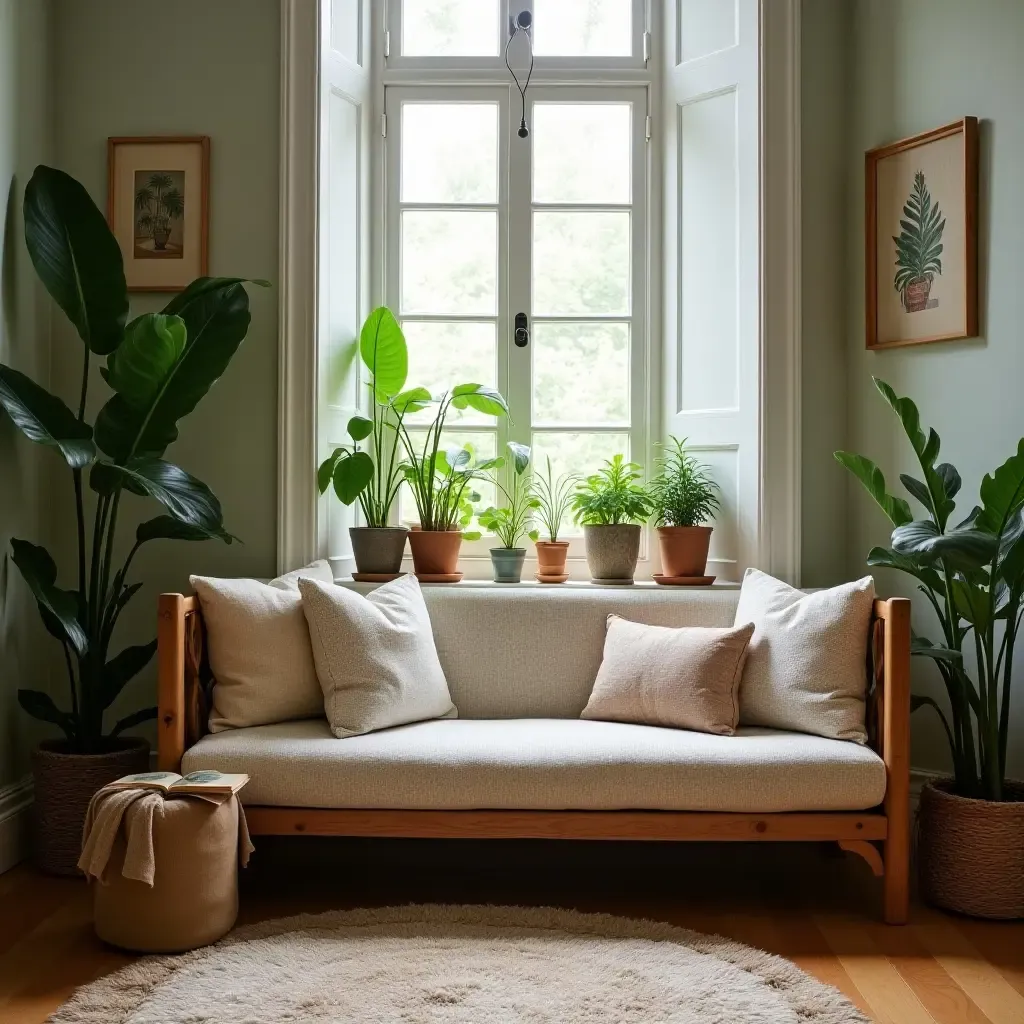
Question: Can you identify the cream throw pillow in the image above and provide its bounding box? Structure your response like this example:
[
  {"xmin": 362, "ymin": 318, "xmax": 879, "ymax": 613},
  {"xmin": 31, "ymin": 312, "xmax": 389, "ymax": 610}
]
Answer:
[
  {"xmin": 735, "ymin": 568, "xmax": 875, "ymax": 743},
  {"xmin": 299, "ymin": 575, "xmax": 457, "ymax": 738},
  {"xmin": 581, "ymin": 615, "xmax": 755, "ymax": 735},
  {"xmin": 191, "ymin": 560, "xmax": 334, "ymax": 732}
]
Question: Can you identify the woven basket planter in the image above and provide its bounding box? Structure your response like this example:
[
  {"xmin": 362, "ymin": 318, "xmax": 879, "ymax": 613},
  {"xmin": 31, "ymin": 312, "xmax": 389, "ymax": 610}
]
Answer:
[
  {"xmin": 31, "ymin": 738, "xmax": 149, "ymax": 876},
  {"xmin": 918, "ymin": 778, "xmax": 1024, "ymax": 919}
]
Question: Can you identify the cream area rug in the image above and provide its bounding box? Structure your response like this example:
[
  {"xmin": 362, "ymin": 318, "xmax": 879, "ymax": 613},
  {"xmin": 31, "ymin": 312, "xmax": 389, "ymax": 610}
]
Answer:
[{"xmin": 51, "ymin": 905, "xmax": 868, "ymax": 1023}]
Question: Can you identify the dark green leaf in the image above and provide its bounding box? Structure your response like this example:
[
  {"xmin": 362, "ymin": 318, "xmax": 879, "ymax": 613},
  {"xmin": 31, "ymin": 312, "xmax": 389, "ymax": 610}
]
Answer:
[
  {"xmin": 0, "ymin": 365, "xmax": 96, "ymax": 468},
  {"xmin": 874, "ymin": 379, "xmax": 933, "ymax": 464},
  {"xmin": 103, "ymin": 313, "xmax": 187, "ymax": 410},
  {"xmin": 136, "ymin": 515, "xmax": 232, "ymax": 545},
  {"xmin": 17, "ymin": 689, "xmax": 75, "ymax": 739},
  {"xmin": 347, "ymin": 415, "xmax": 373, "ymax": 442},
  {"xmin": 834, "ymin": 451, "xmax": 913, "ymax": 526},
  {"xmin": 333, "ymin": 451, "xmax": 374, "ymax": 504},
  {"xmin": 892, "ymin": 519, "xmax": 999, "ymax": 571},
  {"xmin": 936, "ymin": 463, "xmax": 961, "ymax": 500},
  {"xmin": 23, "ymin": 165, "xmax": 128, "ymax": 354},
  {"xmin": 10, "ymin": 539, "xmax": 88, "ymax": 656},
  {"xmin": 900, "ymin": 474, "xmax": 933, "ymax": 512},
  {"xmin": 911, "ymin": 634, "xmax": 963, "ymax": 662},
  {"xmin": 359, "ymin": 307, "xmax": 407, "ymax": 400},
  {"xmin": 952, "ymin": 578, "xmax": 991, "ymax": 630},
  {"xmin": 977, "ymin": 439, "xmax": 1024, "ymax": 540},
  {"xmin": 101, "ymin": 641, "xmax": 157, "ymax": 710},
  {"xmin": 109, "ymin": 581, "xmax": 144, "ymax": 624},
  {"xmin": 109, "ymin": 706, "xmax": 158, "ymax": 737},
  {"xmin": 160, "ymin": 276, "xmax": 269, "ymax": 315},
  {"xmin": 866, "ymin": 545, "xmax": 944, "ymax": 591},
  {"xmin": 317, "ymin": 448, "xmax": 347, "ymax": 495}
]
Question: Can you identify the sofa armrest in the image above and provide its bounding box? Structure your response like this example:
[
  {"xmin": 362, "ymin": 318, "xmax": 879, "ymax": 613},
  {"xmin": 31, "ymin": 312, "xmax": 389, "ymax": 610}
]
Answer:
[
  {"xmin": 157, "ymin": 592, "xmax": 208, "ymax": 772},
  {"xmin": 871, "ymin": 597, "xmax": 912, "ymax": 795}
]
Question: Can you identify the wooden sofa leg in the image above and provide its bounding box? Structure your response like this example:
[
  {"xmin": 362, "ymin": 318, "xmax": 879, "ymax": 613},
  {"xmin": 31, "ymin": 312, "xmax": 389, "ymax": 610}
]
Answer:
[
  {"xmin": 839, "ymin": 840, "xmax": 883, "ymax": 877},
  {"xmin": 883, "ymin": 831, "xmax": 910, "ymax": 924}
]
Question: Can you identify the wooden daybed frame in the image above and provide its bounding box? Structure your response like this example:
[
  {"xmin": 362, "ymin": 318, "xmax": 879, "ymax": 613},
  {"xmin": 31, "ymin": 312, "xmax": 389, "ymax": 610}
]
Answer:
[{"xmin": 157, "ymin": 593, "xmax": 912, "ymax": 924}]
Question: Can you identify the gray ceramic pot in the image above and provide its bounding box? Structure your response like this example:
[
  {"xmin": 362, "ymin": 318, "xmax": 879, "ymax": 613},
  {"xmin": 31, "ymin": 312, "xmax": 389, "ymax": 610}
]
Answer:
[
  {"xmin": 349, "ymin": 526, "xmax": 409, "ymax": 575},
  {"xmin": 490, "ymin": 547, "xmax": 526, "ymax": 583},
  {"xmin": 583, "ymin": 524, "xmax": 642, "ymax": 581}
]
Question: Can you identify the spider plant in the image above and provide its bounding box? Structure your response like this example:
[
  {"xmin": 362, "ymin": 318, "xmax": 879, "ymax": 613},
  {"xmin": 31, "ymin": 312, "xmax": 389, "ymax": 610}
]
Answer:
[
  {"xmin": 478, "ymin": 443, "xmax": 540, "ymax": 549},
  {"xmin": 648, "ymin": 436, "xmax": 720, "ymax": 527},
  {"xmin": 532, "ymin": 457, "xmax": 579, "ymax": 542}
]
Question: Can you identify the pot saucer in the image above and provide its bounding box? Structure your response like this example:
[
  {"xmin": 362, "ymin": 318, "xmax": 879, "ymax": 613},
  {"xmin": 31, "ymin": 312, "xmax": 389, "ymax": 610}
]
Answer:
[
  {"xmin": 653, "ymin": 574, "xmax": 717, "ymax": 586},
  {"xmin": 414, "ymin": 572, "xmax": 463, "ymax": 583},
  {"xmin": 591, "ymin": 577, "xmax": 635, "ymax": 586},
  {"xmin": 535, "ymin": 573, "xmax": 570, "ymax": 584},
  {"xmin": 351, "ymin": 572, "xmax": 406, "ymax": 583}
]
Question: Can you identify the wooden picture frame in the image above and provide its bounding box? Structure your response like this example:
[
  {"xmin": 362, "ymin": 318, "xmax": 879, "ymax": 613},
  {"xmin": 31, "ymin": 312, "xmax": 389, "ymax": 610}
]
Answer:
[
  {"xmin": 108, "ymin": 136, "xmax": 210, "ymax": 292},
  {"xmin": 865, "ymin": 117, "xmax": 978, "ymax": 350}
]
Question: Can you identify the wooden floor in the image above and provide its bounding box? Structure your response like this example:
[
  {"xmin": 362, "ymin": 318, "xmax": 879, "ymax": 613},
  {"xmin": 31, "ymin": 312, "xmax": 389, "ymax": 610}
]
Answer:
[{"xmin": 1, "ymin": 837, "xmax": 1023, "ymax": 1023}]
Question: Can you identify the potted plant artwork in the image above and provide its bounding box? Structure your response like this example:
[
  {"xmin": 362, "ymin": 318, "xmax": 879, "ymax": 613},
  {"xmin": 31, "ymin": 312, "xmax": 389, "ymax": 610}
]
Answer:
[
  {"xmin": 836, "ymin": 378, "xmax": 1024, "ymax": 918},
  {"xmin": 0, "ymin": 167, "xmax": 259, "ymax": 874},
  {"xmin": 396, "ymin": 384, "xmax": 510, "ymax": 581},
  {"xmin": 478, "ymin": 442, "xmax": 540, "ymax": 583},
  {"xmin": 894, "ymin": 170, "xmax": 946, "ymax": 313},
  {"xmin": 532, "ymin": 456, "xmax": 578, "ymax": 582},
  {"xmin": 316, "ymin": 308, "xmax": 425, "ymax": 579},
  {"xmin": 134, "ymin": 172, "xmax": 184, "ymax": 252},
  {"xmin": 572, "ymin": 455, "xmax": 653, "ymax": 584},
  {"xmin": 648, "ymin": 437, "xmax": 720, "ymax": 583}
]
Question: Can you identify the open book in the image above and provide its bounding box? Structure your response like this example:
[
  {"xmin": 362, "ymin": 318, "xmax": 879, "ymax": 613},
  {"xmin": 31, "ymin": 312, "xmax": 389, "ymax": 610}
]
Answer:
[{"xmin": 107, "ymin": 770, "xmax": 249, "ymax": 796}]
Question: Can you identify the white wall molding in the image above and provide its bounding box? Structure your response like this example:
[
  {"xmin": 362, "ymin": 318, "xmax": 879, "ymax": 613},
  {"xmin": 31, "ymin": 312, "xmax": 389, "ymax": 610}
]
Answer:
[
  {"xmin": 277, "ymin": 0, "xmax": 322, "ymax": 575},
  {"xmin": 759, "ymin": 0, "xmax": 802, "ymax": 585},
  {"xmin": 0, "ymin": 776, "xmax": 33, "ymax": 875}
]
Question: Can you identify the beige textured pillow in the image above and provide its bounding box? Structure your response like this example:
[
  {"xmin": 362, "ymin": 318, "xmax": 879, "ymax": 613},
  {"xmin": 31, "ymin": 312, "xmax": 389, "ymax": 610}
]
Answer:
[
  {"xmin": 191, "ymin": 560, "xmax": 334, "ymax": 732},
  {"xmin": 581, "ymin": 615, "xmax": 755, "ymax": 735},
  {"xmin": 299, "ymin": 575, "xmax": 457, "ymax": 738},
  {"xmin": 735, "ymin": 568, "xmax": 875, "ymax": 742}
]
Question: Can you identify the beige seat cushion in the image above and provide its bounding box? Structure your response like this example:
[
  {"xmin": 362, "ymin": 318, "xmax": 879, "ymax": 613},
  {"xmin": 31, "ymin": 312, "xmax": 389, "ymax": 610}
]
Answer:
[
  {"xmin": 582, "ymin": 617, "xmax": 754, "ymax": 735},
  {"xmin": 299, "ymin": 575, "xmax": 457, "ymax": 738},
  {"xmin": 191, "ymin": 560, "xmax": 334, "ymax": 732},
  {"xmin": 734, "ymin": 569, "xmax": 875, "ymax": 743},
  {"xmin": 183, "ymin": 718, "xmax": 887, "ymax": 813}
]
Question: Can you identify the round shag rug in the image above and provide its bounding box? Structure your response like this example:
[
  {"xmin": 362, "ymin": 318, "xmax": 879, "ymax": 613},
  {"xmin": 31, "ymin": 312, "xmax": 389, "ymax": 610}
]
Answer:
[{"xmin": 51, "ymin": 905, "xmax": 868, "ymax": 1023}]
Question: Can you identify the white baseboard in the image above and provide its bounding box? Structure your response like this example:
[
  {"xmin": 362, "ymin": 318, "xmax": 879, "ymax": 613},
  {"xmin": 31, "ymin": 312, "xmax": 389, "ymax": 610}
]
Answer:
[{"xmin": 0, "ymin": 776, "xmax": 33, "ymax": 875}]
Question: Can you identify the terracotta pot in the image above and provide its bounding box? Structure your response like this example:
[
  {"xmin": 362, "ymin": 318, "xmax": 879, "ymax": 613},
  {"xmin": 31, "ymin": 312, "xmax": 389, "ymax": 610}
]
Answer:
[
  {"xmin": 535, "ymin": 539, "xmax": 569, "ymax": 576},
  {"xmin": 31, "ymin": 737, "xmax": 150, "ymax": 876},
  {"xmin": 349, "ymin": 526, "xmax": 408, "ymax": 575},
  {"xmin": 583, "ymin": 524, "xmax": 641, "ymax": 581},
  {"xmin": 904, "ymin": 277, "xmax": 932, "ymax": 312},
  {"xmin": 918, "ymin": 778, "xmax": 1024, "ymax": 918},
  {"xmin": 407, "ymin": 528, "xmax": 462, "ymax": 576},
  {"xmin": 657, "ymin": 526, "xmax": 713, "ymax": 578},
  {"xmin": 490, "ymin": 547, "xmax": 526, "ymax": 583}
]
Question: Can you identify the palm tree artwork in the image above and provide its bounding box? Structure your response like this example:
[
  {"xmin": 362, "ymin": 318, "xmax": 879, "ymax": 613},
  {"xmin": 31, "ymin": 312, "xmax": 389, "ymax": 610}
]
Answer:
[
  {"xmin": 134, "ymin": 171, "xmax": 185, "ymax": 257},
  {"xmin": 892, "ymin": 169, "xmax": 945, "ymax": 313}
]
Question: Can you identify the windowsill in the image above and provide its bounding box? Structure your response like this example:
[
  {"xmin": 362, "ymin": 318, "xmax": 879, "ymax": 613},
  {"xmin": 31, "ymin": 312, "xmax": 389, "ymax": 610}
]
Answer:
[{"xmin": 337, "ymin": 577, "xmax": 742, "ymax": 590}]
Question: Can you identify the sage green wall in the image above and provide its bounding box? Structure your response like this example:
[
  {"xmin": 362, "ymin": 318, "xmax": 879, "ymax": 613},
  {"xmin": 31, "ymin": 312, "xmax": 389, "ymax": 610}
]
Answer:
[
  {"xmin": 845, "ymin": 0, "xmax": 1024, "ymax": 775},
  {"xmin": 0, "ymin": 0, "xmax": 52, "ymax": 787},
  {"xmin": 49, "ymin": 0, "xmax": 280, "ymax": 738}
]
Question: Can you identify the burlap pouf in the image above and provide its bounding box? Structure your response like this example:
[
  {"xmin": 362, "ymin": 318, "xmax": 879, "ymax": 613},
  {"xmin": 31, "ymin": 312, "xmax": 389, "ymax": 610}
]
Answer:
[{"xmin": 93, "ymin": 795, "xmax": 245, "ymax": 953}]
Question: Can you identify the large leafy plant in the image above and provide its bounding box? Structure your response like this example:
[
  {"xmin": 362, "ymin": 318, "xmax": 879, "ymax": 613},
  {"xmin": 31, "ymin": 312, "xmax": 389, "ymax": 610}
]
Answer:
[
  {"xmin": 572, "ymin": 455, "xmax": 652, "ymax": 527},
  {"xmin": 396, "ymin": 384, "xmax": 510, "ymax": 533},
  {"xmin": 478, "ymin": 443, "xmax": 540, "ymax": 549},
  {"xmin": 316, "ymin": 308, "xmax": 428, "ymax": 525},
  {"xmin": 0, "ymin": 166, "xmax": 262, "ymax": 753},
  {"xmin": 532, "ymin": 456, "xmax": 578, "ymax": 542},
  {"xmin": 893, "ymin": 170, "xmax": 945, "ymax": 306},
  {"xmin": 648, "ymin": 436, "xmax": 720, "ymax": 528},
  {"xmin": 836, "ymin": 378, "xmax": 1023, "ymax": 802}
]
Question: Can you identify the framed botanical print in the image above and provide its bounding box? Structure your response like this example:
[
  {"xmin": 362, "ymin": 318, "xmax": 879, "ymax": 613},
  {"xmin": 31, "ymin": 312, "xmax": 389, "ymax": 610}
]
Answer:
[
  {"xmin": 865, "ymin": 117, "xmax": 978, "ymax": 350},
  {"xmin": 108, "ymin": 136, "xmax": 209, "ymax": 292}
]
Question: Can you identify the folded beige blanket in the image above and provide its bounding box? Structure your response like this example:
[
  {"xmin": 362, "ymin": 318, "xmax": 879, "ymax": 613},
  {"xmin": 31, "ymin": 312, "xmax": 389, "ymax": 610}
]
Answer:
[{"xmin": 79, "ymin": 784, "xmax": 254, "ymax": 886}]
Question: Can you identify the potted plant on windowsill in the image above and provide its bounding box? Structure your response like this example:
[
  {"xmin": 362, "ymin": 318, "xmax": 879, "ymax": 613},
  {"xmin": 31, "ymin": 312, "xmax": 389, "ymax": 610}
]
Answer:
[
  {"xmin": 648, "ymin": 436, "xmax": 720, "ymax": 583},
  {"xmin": 478, "ymin": 442, "xmax": 539, "ymax": 583},
  {"xmin": 532, "ymin": 456, "xmax": 578, "ymax": 582},
  {"xmin": 316, "ymin": 308, "xmax": 425, "ymax": 579},
  {"xmin": 0, "ymin": 167, "xmax": 259, "ymax": 874},
  {"xmin": 397, "ymin": 384, "xmax": 510, "ymax": 581},
  {"xmin": 837, "ymin": 377, "xmax": 1024, "ymax": 919},
  {"xmin": 572, "ymin": 455, "xmax": 653, "ymax": 584}
]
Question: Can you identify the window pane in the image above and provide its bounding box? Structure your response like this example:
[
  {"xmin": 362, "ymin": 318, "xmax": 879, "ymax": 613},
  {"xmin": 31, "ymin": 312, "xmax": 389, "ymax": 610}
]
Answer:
[
  {"xmin": 533, "ymin": 104, "xmax": 631, "ymax": 204},
  {"xmin": 402, "ymin": 0, "xmax": 499, "ymax": 56},
  {"xmin": 533, "ymin": 323, "xmax": 629, "ymax": 426},
  {"xmin": 531, "ymin": 431, "xmax": 630, "ymax": 535},
  {"xmin": 533, "ymin": 212, "xmax": 630, "ymax": 316},
  {"xmin": 532, "ymin": 0, "xmax": 632, "ymax": 57},
  {"xmin": 399, "ymin": 429, "xmax": 497, "ymax": 525},
  {"xmin": 402, "ymin": 104, "xmax": 498, "ymax": 203},
  {"xmin": 403, "ymin": 321, "xmax": 496, "ymax": 425},
  {"xmin": 402, "ymin": 211, "xmax": 497, "ymax": 315}
]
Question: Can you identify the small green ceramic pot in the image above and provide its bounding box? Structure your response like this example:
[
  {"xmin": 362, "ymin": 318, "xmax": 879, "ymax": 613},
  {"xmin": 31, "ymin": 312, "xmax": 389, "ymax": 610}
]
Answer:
[{"xmin": 490, "ymin": 547, "xmax": 526, "ymax": 583}]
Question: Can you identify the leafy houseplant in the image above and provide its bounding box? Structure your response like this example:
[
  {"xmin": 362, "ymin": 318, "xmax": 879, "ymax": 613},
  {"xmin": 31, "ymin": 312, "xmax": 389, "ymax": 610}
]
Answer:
[
  {"xmin": 316, "ymin": 307, "xmax": 426, "ymax": 577},
  {"xmin": 836, "ymin": 377, "xmax": 1024, "ymax": 917},
  {"xmin": 0, "ymin": 166, "xmax": 260, "ymax": 873},
  {"xmin": 134, "ymin": 172, "xmax": 184, "ymax": 252},
  {"xmin": 396, "ymin": 384, "xmax": 510, "ymax": 580},
  {"xmin": 649, "ymin": 436, "xmax": 720, "ymax": 580},
  {"xmin": 572, "ymin": 455, "xmax": 653, "ymax": 583},
  {"xmin": 532, "ymin": 456, "xmax": 578, "ymax": 582},
  {"xmin": 893, "ymin": 170, "xmax": 945, "ymax": 313},
  {"xmin": 478, "ymin": 442, "xmax": 539, "ymax": 583}
]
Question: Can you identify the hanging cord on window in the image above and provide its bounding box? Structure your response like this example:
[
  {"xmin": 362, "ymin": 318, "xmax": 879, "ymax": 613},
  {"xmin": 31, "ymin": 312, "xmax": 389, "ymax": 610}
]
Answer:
[{"xmin": 505, "ymin": 10, "xmax": 534, "ymax": 138}]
